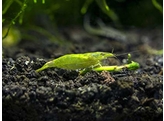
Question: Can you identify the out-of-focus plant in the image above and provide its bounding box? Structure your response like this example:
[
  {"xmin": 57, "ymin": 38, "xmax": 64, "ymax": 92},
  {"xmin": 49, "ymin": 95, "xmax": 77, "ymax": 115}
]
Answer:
[
  {"xmin": 2, "ymin": 0, "xmax": 45, "ymax": 40},
  {"xmin": 81, "ymin": 0, "xmax": 119, "ymax": 24},
  {"xmin": 2, "ymin": 26, "xmax": 21, "ymax": 47},
  {"xmin": 33, "ymin": 0, "xmax": 45, "ymax": 4},
  {"xmin": 152, "ymin": 0, "xmax": 162, "ymax": 13},
  {"xmin": 2, "ymin": 0, "xmax": 27, "ymax": 39},
  {"xmin": 2, "ymin": 0, "xmax": 162, "ymax": 43},
  {"xmin": 2, "ymin": 0, "xmax": 55, "ymax": 47}
]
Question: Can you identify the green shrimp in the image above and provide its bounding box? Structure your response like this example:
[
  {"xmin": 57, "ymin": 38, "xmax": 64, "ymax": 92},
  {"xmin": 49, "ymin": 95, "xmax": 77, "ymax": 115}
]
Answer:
[{"xmin": 36, "ymin": 52, "xmax": 115, "ymax": 72}]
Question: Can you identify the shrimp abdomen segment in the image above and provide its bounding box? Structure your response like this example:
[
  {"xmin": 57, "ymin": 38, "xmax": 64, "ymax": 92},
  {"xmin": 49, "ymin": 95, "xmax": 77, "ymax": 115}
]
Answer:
[{"xmin": 53, "ymin": 54, "xmax": 99, "ymax": 70}]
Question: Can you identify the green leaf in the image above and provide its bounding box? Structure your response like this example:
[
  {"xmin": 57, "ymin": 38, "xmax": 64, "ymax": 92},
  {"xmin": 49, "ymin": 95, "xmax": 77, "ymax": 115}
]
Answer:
[{"xmin": 95, "ymin": 0, "xmax": 119, "ymax": 23}]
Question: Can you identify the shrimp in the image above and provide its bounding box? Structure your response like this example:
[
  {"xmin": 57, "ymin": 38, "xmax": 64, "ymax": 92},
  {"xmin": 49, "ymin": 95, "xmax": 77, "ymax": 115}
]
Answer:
[{"xmin": 36, "ymin": 52, "xmax": 115, "ymax": 72}]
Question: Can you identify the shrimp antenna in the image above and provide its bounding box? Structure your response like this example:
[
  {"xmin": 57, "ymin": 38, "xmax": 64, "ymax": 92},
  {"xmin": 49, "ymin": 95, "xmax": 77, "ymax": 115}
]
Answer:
[{"xmin": 115, "ymin": 50, "xmax": 139, "ymax": 57}]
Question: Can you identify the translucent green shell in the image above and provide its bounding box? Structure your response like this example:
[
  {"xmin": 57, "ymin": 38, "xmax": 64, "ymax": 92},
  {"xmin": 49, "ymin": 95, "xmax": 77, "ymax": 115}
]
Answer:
[{"xmin": 36, "ymin": 52, "xmax": 115, "ymax": 72}]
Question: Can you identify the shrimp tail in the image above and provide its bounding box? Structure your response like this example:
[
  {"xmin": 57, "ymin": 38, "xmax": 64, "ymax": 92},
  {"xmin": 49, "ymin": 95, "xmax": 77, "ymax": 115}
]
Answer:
[{"xmin": 36, "ymin": 60, "xmax": 54, "ymax": 72}]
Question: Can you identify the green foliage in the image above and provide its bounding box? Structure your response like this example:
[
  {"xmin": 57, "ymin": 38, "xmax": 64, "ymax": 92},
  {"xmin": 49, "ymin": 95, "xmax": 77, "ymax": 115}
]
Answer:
[
  {"xmin": 81, "ymin": 0, "xmax": 119, "ymax": 24},
  {"xmin": 2, "ymin": 0, "xmax": 47, "ymax": 39},
  {"xmin": 2, "ymin": 26, "xmax": 21, "ymax": 47},
  {"xmin": 95, "ymin": 0, "xmax": 119, "ymax": 24},
  {"xmin": 81, "ymin": 0, "xmax": 93, "ymax": 14},
  {"xmin": 152, "ymin": 0, "xmax": 162, "ymax": 13},
  {"xmin": 3, "ymin": 0, "xmax": 163, "ymax": 28},
  {"xmin": 33, "ymin": 0, "xmax": 45, "ymax": 4},
  {"xmin": 2, "ymin": 0, "xmax": 163, "ymax": 41},
  {"xmin": 2, "ymin": 0, "xmax": 27, "ymax": 39}
]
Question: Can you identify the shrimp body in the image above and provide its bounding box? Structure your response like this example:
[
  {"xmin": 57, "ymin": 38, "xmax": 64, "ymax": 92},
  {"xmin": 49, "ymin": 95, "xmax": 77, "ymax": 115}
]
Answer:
[{"xmin": 36, "ymin": 52, "xmax": 115, "ymax": 72}]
